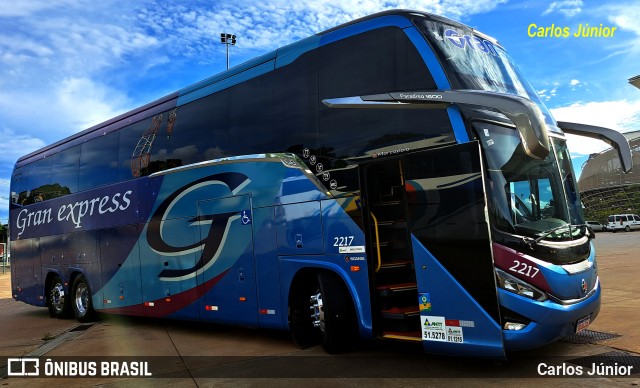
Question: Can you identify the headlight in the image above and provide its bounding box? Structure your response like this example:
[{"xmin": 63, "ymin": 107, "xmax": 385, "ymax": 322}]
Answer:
[{"xmin": 495, "ymin": 268, "xmax": 547, "ymax": 301}]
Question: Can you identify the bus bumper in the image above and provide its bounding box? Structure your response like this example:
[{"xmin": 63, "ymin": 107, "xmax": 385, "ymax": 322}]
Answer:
[{"xmin": 499, "ymin": 278, "xmax": 601, "ymax": 351}]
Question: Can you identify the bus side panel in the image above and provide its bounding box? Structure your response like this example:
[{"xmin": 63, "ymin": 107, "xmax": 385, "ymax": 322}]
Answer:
[
  {"xmin": 97, "ymin": 225, "xmax": 142, "ymax": 310},
  {"xmin": 199, "ymin": 195, "xmax": 258, "ymax": 326},
  {"xmin": 11, "ymin": 238, "xmax": 43, "ymax": 306},
  {"xmin": 252, "ymin": 206, "xmax": 284, "ymax": 329}
]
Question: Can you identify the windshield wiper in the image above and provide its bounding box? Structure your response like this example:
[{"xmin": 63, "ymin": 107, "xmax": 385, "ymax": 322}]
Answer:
[{"xmin": 523, "ymin": 223, "xmax": 588, "ymax": 249}]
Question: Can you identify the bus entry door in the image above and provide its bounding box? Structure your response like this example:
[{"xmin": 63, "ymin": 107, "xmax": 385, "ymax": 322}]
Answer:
[
  {"xmin": 403, "ymin": 142, "xmax": 505, "ymax": 359},
  {"xmin": 197, "ymin": 195, "xmax": 258, "ymax": 326}
]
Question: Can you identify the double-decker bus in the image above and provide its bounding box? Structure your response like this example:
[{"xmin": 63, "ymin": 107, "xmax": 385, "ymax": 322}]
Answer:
[{"xmin": 9, "ymin": 10, "xmax": 632, "ymax": 358}]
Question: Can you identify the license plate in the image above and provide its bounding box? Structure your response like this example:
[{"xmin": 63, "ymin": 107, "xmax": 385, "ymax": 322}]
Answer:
[{"xmin": 576, "ymin": 315, "xmax": 591, "ymax": 333}]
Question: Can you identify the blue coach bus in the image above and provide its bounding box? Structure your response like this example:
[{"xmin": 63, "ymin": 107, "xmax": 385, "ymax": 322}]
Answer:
[{"xmin": 9, "ymin": 10, "xmax": 632, "ymax": 358}]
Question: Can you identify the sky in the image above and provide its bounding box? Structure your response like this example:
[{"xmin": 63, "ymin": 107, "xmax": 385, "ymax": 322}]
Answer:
[{"xmin": 1, "ymin": 0, "xmax": 639, "ymax": 224}]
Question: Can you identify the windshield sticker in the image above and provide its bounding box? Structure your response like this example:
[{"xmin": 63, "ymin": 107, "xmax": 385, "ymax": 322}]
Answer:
[
  {"xmin": 483, "ymin": 128, "xmax": 490, "ymax": 137},
  {"xmin": 440, "ymin": 29, "xmax": 498, "ymax": 57}
]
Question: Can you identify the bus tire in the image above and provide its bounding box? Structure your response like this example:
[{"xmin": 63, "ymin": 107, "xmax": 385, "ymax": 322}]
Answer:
[
  {"xmin": 314, "ymin": 271, "xmax": 357, "ymax": 353},
  {"xmin": 71, "ymin": 275, "xmax": 96, "ymax": 323},
  {"xmin": 289, "ymin": 276, "xmax": 322, "ymax": 349},
  {"xmin": 47, "ymin": 275, "xmax": 70, "ymax": 319}
]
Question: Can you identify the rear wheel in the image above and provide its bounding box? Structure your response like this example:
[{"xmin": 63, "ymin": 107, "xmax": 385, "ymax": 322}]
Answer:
[
  {"xmin": 47, "ymin": 275, "xmax": 70, "ymax": 319},
  {"xmin": 71, "ymin": 275, "xmax": 96, "ymax": 323}
]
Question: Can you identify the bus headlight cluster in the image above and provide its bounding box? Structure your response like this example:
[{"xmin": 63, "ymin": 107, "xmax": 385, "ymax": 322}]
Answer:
[{"xmin": 495, "ymin": 269, "xmax": 547, "ymax": 302}]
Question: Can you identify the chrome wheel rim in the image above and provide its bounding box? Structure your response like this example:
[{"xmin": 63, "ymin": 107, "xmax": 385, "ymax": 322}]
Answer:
[
  {"xmin": 51, "ymin": 282, "xmax": 65, "ymax": 313},
  {"xmin": 310, "ymin": 291, "xmax": 325, "ymax": 333},
  {"xmin": 74, "ymin": 283, "xmax": 89, "ymax": 316}
]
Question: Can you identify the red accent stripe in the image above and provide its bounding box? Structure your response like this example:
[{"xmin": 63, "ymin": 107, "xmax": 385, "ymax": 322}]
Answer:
[{"xmin": 101, "ymin": 270, "xmax": 228, "ymax": 317}]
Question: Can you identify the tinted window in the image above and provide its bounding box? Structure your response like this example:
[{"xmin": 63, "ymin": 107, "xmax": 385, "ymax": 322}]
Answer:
[
  {"xmin": 228, "ymin": 75, "xmax": 278, "ymax": 155},
  {"xmin": 228, "ymin": 50, "xmax": 319, "ymax": 157},
  {"xmin": 10, "ymin": 167, "xmax": 28, "ymax": 207},
  {"xmin": 26, "ymin": 157, "xmax": 51, "ymax": 203},
  {"xmin": 118, "ymin": 117, "xmax": 160, "ymax": 179},
  {"xmin": 319, "ymin": 27, "xmax": 454, "ymax": 160},
  {"xmin": 50, "ymin": 146, "xmax": 79, "ymax": 197},
  {"xmin": 635, "ymin": 215, "xmax": 640, "ymax": 222},
  {"xmin": 147, "ymin": 95, "xmax": 230, "ymax": 174},
  {"xmin": 79, "ymin": 131, "xmax": 120, "ymax": 191}
]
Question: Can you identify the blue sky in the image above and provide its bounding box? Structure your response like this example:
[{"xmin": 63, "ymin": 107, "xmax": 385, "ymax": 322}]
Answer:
[{"xmin": 1, "ymin": 0, "xmax": 639, "ymax": 224}]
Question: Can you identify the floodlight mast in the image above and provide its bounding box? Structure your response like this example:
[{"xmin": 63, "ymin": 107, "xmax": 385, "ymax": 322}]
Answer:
[{"xmin": 220, "ymin": 33, "xmax": 237, "ymax": 70}]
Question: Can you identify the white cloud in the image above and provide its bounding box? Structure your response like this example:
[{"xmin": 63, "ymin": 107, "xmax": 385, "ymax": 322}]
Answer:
[
  {"xmin": 542, "ymin": 0, "xmax": 583, "ymax": 17},
  {"xmin": 0, "ymin": 78, "xmax": 131, "ymax": 142},
  {"xmin": 569, "ymin": 79, "xmax": 580, "ymax": 86},
  {"xmin": 55, "ymin": 78, "xmax": 131, "ymax": 132},
  {"xmin": 135, "ymin": 0, "xmax": 508, "ymax": 61},
  {"xmin": 608, "ymin": 6, "xmax": 640, "ymax": 36},
  {"xmin": 0, "ymin": 0, "xmax": 79, "ymax": 17},
  {"xmin": 0, "ymin": 128, "xmax": 46, "ymax": 165},
  {"xmin": 551, "ymin": 99, "xmax": 640, "ymax": 156},
  {"xmin": 538, "ymin": 87, "xmax": 557, "ymax": 101}
]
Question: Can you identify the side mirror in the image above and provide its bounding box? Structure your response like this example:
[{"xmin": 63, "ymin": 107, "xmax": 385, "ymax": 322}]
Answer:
[
  {"xmin": 323, "ymin": 90, "xmax": 550, "ymax": 160},
  {"xmin": 557, "ymin": 121, "xmax": 633, "ymax": 173}
]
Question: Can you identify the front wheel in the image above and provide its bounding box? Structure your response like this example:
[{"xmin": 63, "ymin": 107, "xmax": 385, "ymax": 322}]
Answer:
[
  {"xmin": 625, "ymin": 225, "xmax": 631, "ymax": 232},
  {"xmin": 289, "ymin": 271, "xmax": 358, "ymax": 353},
  {"xmin": 71, "ymin": 276, "xmax": 96, "ymax": 323},
  {"xmin": 312, "ymin": 272, "xmax": 358, "ymax": 353}
]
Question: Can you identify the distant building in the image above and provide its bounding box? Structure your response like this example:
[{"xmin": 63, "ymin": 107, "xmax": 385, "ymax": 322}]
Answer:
[{"xmin": 578, "ymin": 130, "xmax": 640, "ymax": 217}]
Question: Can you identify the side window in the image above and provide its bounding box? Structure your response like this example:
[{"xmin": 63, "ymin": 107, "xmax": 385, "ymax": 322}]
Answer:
[
  {"xmin": 10, "ymin": 167, "xmax": 28, "ymax": 207},
  {"xmin": 26, "ymin": 158, "xmax": 52, "ymax": 204},
  {"xmin": 229, "ymin": 50, "xmax": 320, "ymax": 157},
  {"xmin": 319, "ymin": 27, "xmax": 454, "ymax": 159},
  {"xmin": 147, "ymin": 96, "xmax": 230, "ymax": 174},
  {"xmin": 119, "ymin": 118, "xmax": 158, "ymax": 179},
  {"xmin": 79, "ymin": 131, "xmax": 120, "ymax": 191},
  {"xmin": 634, "ymin": 215, "xmax": 640, "ymax": 222},
  {"xmin": 50, "ymin": 146, "xmax": 80, "ymax": 197}
]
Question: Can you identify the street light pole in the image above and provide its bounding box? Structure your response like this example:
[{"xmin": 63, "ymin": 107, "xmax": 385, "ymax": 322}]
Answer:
[{"xmin": 220, "ymin": 33, "xmax": 237, "ymax": 70}]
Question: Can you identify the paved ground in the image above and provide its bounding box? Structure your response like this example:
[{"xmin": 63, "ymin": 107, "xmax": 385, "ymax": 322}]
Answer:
[{"xmin": 0, "ymin": 231, "xmax": 639, "ymax": 387}]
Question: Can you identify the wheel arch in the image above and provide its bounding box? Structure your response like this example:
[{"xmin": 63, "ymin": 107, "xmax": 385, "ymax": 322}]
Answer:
[{"xmin": 283, "ymin": 260, "xmax": 373, "ymax": 339}]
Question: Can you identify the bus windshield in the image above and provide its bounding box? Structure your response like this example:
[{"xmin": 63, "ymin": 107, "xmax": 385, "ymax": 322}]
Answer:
[
  {"xmin": 480, "ymin": 123, "xmax": 586, "ymax": 241},
  {"xmin": 414, "ymin": 17, "xmax": 586, "ymax": 242},
  {"xmin": 414, "ymin": 18, "xmax": 557, "ymax": 129}
]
